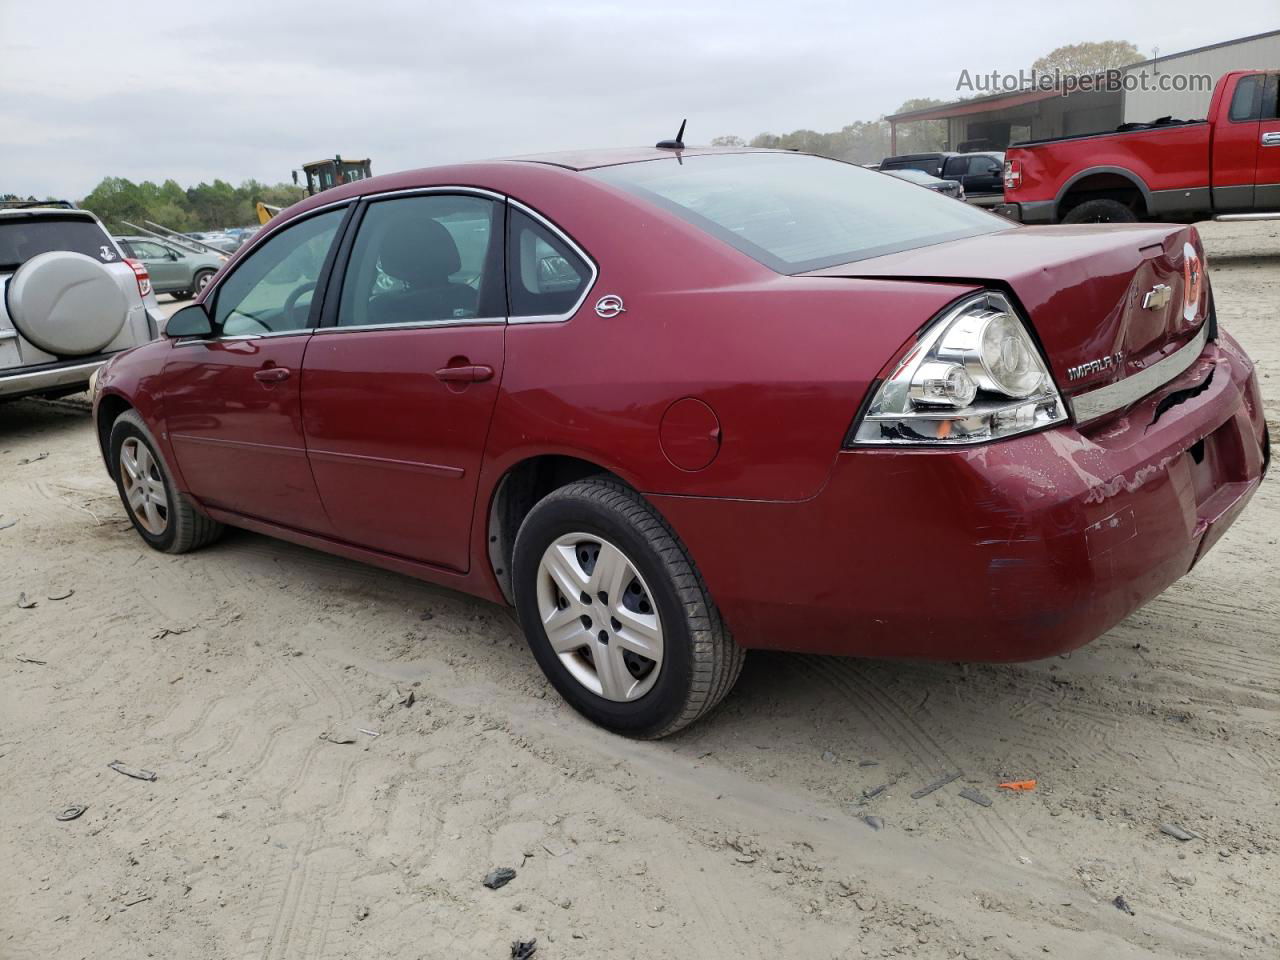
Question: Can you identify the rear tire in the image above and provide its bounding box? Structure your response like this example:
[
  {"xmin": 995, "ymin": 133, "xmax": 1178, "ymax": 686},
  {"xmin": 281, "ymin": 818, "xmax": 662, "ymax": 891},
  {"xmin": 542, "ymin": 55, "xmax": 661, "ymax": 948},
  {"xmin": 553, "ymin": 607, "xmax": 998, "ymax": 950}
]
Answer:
[
  {"xmin": 109, "ymin": 410, "xmax": 224, "ymax": 554},
  {"xmin": 1061, "ymin": 198, "xmax": 1138, "ymax": 224},
  {"xmin": 512, "ymin": 477, "xmax": 743, "ymax": 738}
]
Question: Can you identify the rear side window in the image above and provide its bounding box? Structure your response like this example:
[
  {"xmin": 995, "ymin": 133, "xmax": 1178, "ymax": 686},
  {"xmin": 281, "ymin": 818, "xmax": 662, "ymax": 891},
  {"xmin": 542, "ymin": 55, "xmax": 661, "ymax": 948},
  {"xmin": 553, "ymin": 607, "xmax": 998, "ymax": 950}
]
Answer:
[
  {"xmin": 590, "ymin": 152, "xmax": 1006, "ymax": 273},
  {"xmin": 0, "ymin": 216, "xmax": 115, "ymax": 270},
  {"xmin": 941, "ymin": 157, "xmax": 968, "ymax": 178},
  {"xmin": 337, "ymin": 194, "xmax": 503, "ymax": 327},
  {"xmin": 506, "ymin": 208, "xmax": 592, "ymax": 318},
  {"xmin": 1264, "ymin": 74, "xmax": 1279, "ymax": 120}
]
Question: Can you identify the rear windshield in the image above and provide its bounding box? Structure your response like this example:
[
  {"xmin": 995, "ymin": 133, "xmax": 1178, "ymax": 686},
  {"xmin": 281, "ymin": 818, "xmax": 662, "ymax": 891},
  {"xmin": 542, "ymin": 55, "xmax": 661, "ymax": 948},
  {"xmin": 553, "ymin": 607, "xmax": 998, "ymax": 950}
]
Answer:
[
  {"xmin": 878, "ymin": 157, "xmax": 946, "ymax": 176},
  {"xmin": 589, "ymin": 153, "xmax": 1005, "ymax": 273},
  {"xmin": 0, "ymin": 216, "xmax": 115, "ymax": 271}
]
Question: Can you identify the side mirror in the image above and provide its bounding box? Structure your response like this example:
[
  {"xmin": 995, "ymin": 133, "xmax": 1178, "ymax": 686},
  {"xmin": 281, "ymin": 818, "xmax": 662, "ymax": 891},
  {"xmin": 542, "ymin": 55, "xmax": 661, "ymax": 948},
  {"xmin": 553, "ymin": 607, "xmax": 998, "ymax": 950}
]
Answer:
[
  {"xmin": 164, "ymin": 302, "xmax": 214, "ymax": 339},
  {"xmin": 168, "ymin": 249, "xmax": 179, "ymax": 260}
]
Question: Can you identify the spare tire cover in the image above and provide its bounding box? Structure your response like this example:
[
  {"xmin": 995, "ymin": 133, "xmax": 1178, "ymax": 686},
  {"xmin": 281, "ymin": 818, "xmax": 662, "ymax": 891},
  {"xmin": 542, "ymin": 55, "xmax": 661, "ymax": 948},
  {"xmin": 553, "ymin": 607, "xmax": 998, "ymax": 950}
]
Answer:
[{"xmin": 7, "ymin": 251, "xmax": 128, "ymax": 357}]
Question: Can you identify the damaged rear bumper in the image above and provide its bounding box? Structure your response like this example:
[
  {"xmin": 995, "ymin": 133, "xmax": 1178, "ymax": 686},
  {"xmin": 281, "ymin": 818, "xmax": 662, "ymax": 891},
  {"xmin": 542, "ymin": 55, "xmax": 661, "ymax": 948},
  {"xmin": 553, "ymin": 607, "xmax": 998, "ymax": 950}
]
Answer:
[{"xmin": 654, "ymin": 334, "xmax": 1267, "ymax": 660}]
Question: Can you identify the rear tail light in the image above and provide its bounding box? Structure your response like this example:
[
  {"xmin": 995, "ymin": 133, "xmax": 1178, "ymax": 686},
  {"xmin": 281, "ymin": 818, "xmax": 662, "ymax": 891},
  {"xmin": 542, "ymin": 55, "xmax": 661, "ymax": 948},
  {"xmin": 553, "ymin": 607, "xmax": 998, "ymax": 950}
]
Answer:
[
  {"xmin": 847, "ymin": 291, "xmax": 1066, "ymax": 446},
  {"xmin": 1003, "ymin": 159, "xmax": 1021, "ymax": 191},
  {"xmin": 1182, "ymin": 241, "xmax": 1204, "ymax": 322},
  {"xmin": 125, "ymin": 258, "xmax": 152, "ymax": 298}
]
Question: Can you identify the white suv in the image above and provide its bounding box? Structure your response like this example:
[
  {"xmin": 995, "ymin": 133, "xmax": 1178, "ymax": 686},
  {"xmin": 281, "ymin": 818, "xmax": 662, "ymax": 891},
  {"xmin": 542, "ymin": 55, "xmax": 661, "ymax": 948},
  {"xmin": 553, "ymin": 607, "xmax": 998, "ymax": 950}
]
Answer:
[{"xmin": 1, "ymin": 202, "xmax": 165, "ymax": 400}]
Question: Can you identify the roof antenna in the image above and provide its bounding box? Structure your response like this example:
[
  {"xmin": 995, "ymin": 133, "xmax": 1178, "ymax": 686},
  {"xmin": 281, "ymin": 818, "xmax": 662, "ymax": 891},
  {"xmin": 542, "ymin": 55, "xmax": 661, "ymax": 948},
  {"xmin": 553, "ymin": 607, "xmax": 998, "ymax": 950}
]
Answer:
[{"xmin": 656, "ymin": 119, "xmax": 687, "ymax": 150}]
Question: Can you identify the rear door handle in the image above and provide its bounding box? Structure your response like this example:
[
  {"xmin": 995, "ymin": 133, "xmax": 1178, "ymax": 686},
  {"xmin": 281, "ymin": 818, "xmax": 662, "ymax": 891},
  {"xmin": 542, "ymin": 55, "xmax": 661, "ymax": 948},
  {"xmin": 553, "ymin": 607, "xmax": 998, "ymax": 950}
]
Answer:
[
  {"xmin": 1263, "ymin": 132, "xmax": 1280, "ymax": 147},
  {"xmin": 254, "ymin": 367, "xmax": 291, "ymax": 383},
  {"xmin": 434, "ymin": 364, "xmax": 494, "ymax": 383}
]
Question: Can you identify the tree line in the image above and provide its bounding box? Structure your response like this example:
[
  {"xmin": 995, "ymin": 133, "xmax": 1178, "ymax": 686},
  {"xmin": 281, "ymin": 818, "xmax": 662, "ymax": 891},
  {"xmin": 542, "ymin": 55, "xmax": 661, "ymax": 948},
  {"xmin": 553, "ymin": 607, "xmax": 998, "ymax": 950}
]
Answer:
[{"xmin": 76, "ymin": 178, "xmax": 307, "ymax": 233}]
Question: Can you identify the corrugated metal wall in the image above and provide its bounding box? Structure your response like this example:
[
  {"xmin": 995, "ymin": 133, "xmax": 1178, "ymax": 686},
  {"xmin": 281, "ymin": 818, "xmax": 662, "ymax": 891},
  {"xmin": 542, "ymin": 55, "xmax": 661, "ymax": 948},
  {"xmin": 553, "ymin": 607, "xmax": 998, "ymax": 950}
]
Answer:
[{"xmin": 1122, "ymin": 32, "xmax": 1280, "ymax": 123}]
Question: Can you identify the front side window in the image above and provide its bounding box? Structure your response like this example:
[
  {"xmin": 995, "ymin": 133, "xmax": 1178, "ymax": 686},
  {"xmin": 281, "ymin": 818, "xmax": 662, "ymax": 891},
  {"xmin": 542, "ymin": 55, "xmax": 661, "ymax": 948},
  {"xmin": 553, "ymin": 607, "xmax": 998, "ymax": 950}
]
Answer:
[
  {"xmin": 1229, "ymin": 74, "xmax": 1262, "ymax": 122},
  {"xmin": 507, "ymin": 209, "xmax": 591, "ymax": 318},
  {"xmin": 337, "ymin": 194, "xmax": 503, "ymax": 327},
  {"xmin": 130, "ymin": 240, "xmax": 170, "ymax": 260},
  {"xmin": 971, "ymin": 156, "xmax": 1002, "ymax": 176},
  {"xmin": 212, "ymin": 208, "xmax": 344, "ymax": 336},
  {"xmin": 590, "ymin": 152, "xmax": 1007, "ymax": 273}
]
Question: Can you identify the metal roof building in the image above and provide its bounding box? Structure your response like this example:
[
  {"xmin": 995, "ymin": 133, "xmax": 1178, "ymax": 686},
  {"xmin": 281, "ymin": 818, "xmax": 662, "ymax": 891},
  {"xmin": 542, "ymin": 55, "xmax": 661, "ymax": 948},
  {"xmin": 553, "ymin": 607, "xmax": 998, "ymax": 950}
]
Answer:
[{"xmin": 886, "ymin": 29, "xmax": 1280, "ymax": 154}]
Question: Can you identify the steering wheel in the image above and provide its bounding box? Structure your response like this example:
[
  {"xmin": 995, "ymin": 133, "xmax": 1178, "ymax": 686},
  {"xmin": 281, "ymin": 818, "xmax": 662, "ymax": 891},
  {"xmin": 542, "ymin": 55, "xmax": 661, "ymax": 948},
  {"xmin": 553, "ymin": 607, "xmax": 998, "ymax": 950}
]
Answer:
[{"xmin": 283, "ymin": 281, "xmax": 317, "ymax": 328}]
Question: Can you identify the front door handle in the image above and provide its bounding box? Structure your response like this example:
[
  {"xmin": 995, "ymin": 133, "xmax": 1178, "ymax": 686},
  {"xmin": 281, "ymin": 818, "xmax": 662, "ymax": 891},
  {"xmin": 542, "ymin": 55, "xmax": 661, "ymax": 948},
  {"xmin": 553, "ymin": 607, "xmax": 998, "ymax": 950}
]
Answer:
[
  {"xmin": 254, "ymin": 367, "xmax": 291, "ymax": 383},
  {"xmin": 434, "ymin": 364, "xmax": 494, "ymax": 383},
  {"xmin": 1263, "ymin": 131, "xmax": 1280, "ymax": 147}
]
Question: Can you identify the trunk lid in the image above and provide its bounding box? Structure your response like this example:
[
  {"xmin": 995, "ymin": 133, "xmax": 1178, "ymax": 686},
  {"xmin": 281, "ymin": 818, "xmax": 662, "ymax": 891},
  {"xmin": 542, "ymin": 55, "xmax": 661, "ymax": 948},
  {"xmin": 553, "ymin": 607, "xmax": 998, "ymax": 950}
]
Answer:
[{"xmin": 804, "ymin": 223, "xmax": 1206, "ymax": 407}]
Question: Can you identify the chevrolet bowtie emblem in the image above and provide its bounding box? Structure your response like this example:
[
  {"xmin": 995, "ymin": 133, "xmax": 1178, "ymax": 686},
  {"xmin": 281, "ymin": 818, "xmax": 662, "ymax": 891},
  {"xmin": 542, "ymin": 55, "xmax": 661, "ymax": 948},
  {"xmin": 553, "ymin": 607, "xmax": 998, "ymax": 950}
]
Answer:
[{"xmin": 1142, "ymin": 284, "xmax": 1172, "ymax": 310}]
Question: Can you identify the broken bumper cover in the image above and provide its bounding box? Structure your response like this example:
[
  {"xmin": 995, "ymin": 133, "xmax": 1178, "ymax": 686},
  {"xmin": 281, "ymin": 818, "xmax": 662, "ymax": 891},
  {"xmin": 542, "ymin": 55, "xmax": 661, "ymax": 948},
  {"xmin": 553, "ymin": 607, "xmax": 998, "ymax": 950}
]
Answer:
[{"xmin": 654, "ymin": 335, "xmax": 1267, "ymax": 660}]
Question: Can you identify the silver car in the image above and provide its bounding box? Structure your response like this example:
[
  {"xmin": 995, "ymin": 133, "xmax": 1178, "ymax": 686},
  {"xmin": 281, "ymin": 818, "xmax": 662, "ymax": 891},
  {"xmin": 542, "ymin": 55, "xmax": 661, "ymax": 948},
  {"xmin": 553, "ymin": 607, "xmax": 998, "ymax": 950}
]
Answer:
[
  {"xmin": 115, "ymin": 235, "xmax": 227, "ymax": 300},
  {"xmin": 1, "ymin": 203, "xmax": 164, "ymax": 400}
]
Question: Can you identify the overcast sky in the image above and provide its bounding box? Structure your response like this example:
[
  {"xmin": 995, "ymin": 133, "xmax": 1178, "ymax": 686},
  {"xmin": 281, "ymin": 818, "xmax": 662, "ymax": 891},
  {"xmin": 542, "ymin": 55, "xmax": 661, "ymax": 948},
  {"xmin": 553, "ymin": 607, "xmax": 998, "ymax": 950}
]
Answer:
[{"xmin": 1, "ymin": 0, "xmax": 1276, "ymax": 198}]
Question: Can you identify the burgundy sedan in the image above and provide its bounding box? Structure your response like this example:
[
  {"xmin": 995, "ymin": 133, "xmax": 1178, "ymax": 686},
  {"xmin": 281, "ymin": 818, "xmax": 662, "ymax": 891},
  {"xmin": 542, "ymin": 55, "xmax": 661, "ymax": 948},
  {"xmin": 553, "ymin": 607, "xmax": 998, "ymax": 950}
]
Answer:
[{"xmin": 91, "ymin": 147, "xmax": 1268, "ymax": 737}]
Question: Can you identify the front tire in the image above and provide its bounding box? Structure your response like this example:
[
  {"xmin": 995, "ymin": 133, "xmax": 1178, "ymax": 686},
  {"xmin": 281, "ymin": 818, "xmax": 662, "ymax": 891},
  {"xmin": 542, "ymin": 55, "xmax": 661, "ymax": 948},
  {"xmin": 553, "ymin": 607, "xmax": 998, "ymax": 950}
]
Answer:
[
  {"xmin": 1061, "ymin": 198, "xmax": 1139, "ymax": 224},
  {"xmin": 109, "ymin": 410, "xmax": 224, "ymax": 553},
  {"xmin": 193, "ymin": 269, "xmax": 215, "ymax": 295},
  {"xmin": 512, "ymin": 477, "xmax": 743, "ymax": 738}
]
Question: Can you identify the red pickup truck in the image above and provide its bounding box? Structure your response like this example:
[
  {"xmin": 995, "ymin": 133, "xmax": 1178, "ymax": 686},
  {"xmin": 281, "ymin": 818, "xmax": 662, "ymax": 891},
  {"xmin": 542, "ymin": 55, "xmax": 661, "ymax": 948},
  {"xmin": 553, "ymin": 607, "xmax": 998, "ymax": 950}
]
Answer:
[{"xmin": 996, "ymin": 70, "xmax": 1280, "ymax": 225}]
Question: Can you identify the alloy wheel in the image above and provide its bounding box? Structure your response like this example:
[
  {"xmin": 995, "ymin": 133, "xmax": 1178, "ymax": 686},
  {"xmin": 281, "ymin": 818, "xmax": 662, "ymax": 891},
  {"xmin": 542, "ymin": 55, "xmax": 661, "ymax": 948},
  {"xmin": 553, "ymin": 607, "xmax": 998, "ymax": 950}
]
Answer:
[
  {"xmin": 119, "ymin": 437, "xmax": 169, "ymax": 535},
  {"xmin": 536, "ymin": 533, "xmax": 664, "ymax": 702}
]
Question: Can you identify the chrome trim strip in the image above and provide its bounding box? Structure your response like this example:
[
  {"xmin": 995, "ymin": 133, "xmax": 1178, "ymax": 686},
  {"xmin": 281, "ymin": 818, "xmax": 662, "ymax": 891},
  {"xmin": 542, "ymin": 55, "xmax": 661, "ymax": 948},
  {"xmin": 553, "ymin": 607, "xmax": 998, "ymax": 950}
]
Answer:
[
  {"xmin": 210, "ymin": 186, "xmax": 598, "ymax": 329},
  {"xmin": 506, "ymin": 198, "xmax": 599, "ymax": 325},
  {"xmin": 1070, "ymin": 324, "xmax": 1209, "ymax": 423},
  {"xmin": 311, "ymin": 318, "xmax": 505, "ymax": 335},
  {"xmin": 358, "ymin": 186, "xmax": 507, "ymax": 203},
  {"xmin": 171, "ymin": 330, "xmax": 312, "ymax": 347}
]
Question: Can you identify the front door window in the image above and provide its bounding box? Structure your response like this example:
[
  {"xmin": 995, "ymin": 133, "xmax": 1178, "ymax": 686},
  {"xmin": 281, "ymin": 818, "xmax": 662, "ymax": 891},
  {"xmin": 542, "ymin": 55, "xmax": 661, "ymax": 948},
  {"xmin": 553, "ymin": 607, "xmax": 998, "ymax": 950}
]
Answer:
[{"xmin": 212, "ymin": 209, "xmax": 344, "ymax": 336}]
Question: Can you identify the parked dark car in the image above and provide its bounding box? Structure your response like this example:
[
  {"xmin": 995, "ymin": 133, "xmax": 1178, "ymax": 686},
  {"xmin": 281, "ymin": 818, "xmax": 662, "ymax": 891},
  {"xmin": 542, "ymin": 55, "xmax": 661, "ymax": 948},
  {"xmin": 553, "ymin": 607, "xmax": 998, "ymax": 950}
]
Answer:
[
  {"xmin": 878, "ymin": 152, "xmax": 955, "ymax": 177},
  {"xmin": 92, "ymin": 147, "xmax": 1266, "ymax": 738},
  {"xmin": 940, "ymin": 152, "xmax": 1005, "ymax": 205},
  {"xmin": 882, "ymin": 167, "xmax": 965, "ymax": 200}
]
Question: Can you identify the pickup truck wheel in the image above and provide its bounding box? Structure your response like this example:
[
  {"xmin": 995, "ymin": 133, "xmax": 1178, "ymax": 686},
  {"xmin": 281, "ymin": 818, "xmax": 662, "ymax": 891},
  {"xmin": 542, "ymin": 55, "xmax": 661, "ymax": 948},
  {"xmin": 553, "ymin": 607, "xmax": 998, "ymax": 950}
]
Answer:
[
  {"xmin": 109, "ymin": 410, "xmax": 224, "ymax": 554},
  {"xmin": 512, "ymin": 477, "xmax": 744, "ymax": 738},
  {"xmin": 1062, "ymin": 198, "xmax": 1138, "ymax": 224}
]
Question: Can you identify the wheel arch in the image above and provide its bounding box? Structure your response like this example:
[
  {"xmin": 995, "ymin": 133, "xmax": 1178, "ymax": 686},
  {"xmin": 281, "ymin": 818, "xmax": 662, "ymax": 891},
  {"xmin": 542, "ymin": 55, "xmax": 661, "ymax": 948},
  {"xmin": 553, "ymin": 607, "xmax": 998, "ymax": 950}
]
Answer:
[
  {"xmin": 1055, "ymin": 166, "xmax": 1151, "ymax": 220},
  {"xmin": 95, "ymin": 391, "xmax": 134, "ymax": 474},
  {"xmin": 485, "ymin": 454, "xmax": 631, "ymax": 604}
]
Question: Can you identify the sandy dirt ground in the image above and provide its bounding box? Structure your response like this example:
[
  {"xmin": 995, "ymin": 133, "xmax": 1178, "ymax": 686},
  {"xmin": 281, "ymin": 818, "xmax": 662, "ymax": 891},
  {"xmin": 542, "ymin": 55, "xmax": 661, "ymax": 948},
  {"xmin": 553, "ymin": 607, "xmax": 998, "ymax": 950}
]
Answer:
[{"xmin": 1, "ymin": 221, "xmax": 1277, "ymax": 960}]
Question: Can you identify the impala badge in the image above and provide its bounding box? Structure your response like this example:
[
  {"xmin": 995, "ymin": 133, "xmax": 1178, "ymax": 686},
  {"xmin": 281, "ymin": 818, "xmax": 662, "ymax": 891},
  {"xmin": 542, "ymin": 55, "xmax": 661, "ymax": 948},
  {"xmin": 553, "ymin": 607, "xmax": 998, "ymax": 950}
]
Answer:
[
  {"xmin": 1142, "ymin": 284, "xmax": 1172, "ymax": 310},
  {"xmin": 594, "ymin": 294, "xmax": 626, "ymax": 318},
  {"xmin": 1067, "ymin": 352, "xmax": 1124, "ymax": 382}
]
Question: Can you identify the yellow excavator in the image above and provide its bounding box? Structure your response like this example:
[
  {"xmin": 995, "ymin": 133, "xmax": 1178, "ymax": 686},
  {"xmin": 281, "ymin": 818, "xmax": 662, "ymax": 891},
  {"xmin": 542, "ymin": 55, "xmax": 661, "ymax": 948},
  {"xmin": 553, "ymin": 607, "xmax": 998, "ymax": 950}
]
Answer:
[{"xmin": 257, "ymin": 154, "xmax": 373, "ymax": 224}]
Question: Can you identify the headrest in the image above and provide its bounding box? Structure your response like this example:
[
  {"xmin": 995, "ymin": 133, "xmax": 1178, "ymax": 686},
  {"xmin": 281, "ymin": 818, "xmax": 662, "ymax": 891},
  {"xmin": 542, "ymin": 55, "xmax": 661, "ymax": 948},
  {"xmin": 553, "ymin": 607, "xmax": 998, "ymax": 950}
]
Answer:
[{"xmin": 376, "ymin": 216, "xmax": 461, "ymax": 286}]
